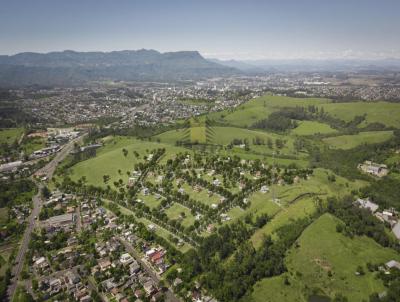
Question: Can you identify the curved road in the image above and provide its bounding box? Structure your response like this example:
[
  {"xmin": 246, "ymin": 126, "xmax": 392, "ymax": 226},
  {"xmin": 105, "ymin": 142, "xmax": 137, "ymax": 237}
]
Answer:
[{"xmin": 7, "ymin": 135, "xmax": 85, "ymax": 301}]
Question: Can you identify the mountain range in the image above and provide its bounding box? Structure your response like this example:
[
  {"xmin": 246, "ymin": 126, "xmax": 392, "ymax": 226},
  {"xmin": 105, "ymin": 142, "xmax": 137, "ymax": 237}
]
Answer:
[{"xmin": 0, "ymin": 49, "xmax": 239, "ymax": 87}]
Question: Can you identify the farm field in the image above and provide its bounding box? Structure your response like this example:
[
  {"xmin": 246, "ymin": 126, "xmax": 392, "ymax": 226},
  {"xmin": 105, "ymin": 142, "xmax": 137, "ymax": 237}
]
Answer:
[
  {"xmin": 0, "ymin": 128, "xmax": 23, "ymax": 145},
  {"xmin": 251, "ymin": 213, "xmax": 400, "ymax": 302},
  {"xmin": 323, "ymin": 131, "xmax": 393, "ymax": 150},
  {"xmin": 291, "ymin": 120, "xmax": 338, "ymax": 136}
]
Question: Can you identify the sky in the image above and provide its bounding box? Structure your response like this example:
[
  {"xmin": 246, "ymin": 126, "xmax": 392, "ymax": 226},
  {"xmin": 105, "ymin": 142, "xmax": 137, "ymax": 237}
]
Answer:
[{"xmin": 1, "ymin": 0, "xmax": 400, "ymax": 60}]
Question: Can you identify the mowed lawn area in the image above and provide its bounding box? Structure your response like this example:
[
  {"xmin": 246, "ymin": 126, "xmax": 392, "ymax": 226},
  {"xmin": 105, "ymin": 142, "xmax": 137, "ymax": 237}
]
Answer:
[
  {"xmin": 251, "ymin": 214, "xmax": 400, "ymax": 302},
  {"xmin": 291, "ymin": 121, "xmax": 338, "ymax": 136},
  {"xmin": 0, "ymin": 128, "xmax": 24, "ymax": 145},
  {"xmin": 164, "ymin": 203, "xmax": 195, "ymax": 229},
  {"xmin": 69, "ymin": 136, "xmax": 189, "ymax": 188},
  {"xmin": 323, "ymin": 131, "xmax": 393, "ymax": 150}
]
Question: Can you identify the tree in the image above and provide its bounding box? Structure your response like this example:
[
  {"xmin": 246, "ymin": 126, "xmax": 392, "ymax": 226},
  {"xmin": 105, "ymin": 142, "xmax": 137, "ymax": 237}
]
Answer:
[
  {"xmin": 103, "ymin": 175, "xmax": 110, "ymax": 184},
  {"xmin": 41, "ymin": 186, "xmax": 51, "ymax": 199}
]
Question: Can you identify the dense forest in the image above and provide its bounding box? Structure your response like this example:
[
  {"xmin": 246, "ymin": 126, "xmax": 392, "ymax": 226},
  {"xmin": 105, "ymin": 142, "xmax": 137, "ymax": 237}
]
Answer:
[{"xmin": 0, "ymin": 179, "xmax": 36, "ymax": 208}]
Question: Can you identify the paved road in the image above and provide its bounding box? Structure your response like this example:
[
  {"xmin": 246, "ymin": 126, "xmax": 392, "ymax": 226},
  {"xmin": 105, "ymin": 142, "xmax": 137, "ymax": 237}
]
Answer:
[
  {"xmin": 6, "ymin": 135, "xmax": 85, "ymax": 301},
  {"xmin": 118, "ymin": 237, "xmax": 180, "ymax": 302}
]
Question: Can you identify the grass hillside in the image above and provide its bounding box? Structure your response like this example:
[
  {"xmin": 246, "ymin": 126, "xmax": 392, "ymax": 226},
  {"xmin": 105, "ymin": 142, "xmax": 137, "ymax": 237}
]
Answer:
[
  {"xmin": 208, "ymin": 95, "xmax": 331, "ymax": 127},
  {"xmin": 251, "ymin": 213, "xmax": 400, "ymax": 302},
  {"xmin": 0, "ymin": 128, "xmax": 23, "ymax": 144},
  {"xmin": 323, "ymin": 131, "xmax": 393, "ymax": 150},
  {"xmin": 321, "ymin": 102, "xmax": 400, "ymax": 128},
  {"xmin": 250, "ymin": 168, "xmax": 367, "ymax": 248},
  {"xmin": 69, "ymin": 136, "xmax": 189, "ymax": 188},
  {"xmin": 291, "ymin": 121, "xmax": 338, "ymax": 136},
  {"xmin": 206, "ymin": 95, "xmax": 400, "ymax": 129},
  {"xmin": 155, "ymin": 126, "xmax": 299, "ymax": 157}
]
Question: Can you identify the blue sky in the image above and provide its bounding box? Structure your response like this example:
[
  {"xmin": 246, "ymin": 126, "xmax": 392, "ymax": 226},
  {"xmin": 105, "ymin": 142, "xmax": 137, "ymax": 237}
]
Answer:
[{"xmin": 1, "ymin": 0, "xmax": 399, "ymax": 59}]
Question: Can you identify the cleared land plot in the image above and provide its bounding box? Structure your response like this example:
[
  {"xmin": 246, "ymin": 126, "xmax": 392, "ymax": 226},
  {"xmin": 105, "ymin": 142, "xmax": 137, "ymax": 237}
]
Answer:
[
  {"xmin": 0, "ymin": 128, "xmax": 23, "ymax": 145},
  {"xmin": 164, "ymin": 203, "xmax": 195, "ymax": 229},
  {"xmin": 323, "ymin": 131, "xmax": 393, "ymax": 150},
  {"xmin": 291, "ymin": 121, "xmax": 338, "ymax": 136}
]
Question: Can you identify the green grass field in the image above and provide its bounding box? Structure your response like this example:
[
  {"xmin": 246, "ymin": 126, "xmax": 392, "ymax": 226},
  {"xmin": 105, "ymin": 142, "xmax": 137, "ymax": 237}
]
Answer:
[
  {"xmin": 250, "ymin": 169, "xmax": 367, "ymax": 248},
  {"xmin": 190, "ymin": 126, "xmax": 207, "ymax": 144},
  {"xmin": 156, "ymin": 126, "xmax": 299, "ymax": 157},
  {"xmin": 251, "ymin": 214, "xmax": 400, "ymax": 302},
  {"xmin": 0, "ymin": 128, "xmax": 24, "ymax": 145},
  {"xmin": 323, "ymin": 131, "xmax": 393, "ymax": 150},
  {"xmin": 137, "ymin": 193, "xmax": 162, "ymax": 209},
  {"xmin": 0, "ymin": 207, "xmax": 8, "ymax": 225},
  {"xmin": 69, "ymin": 136, "xmax": 190, "ymax": 188},
  {"xmin": 178, "ymin": 182, "xmax": 222, "ymax": 207},
  {"xmin": 21, "ymin": 136, "xmax": 46, "ymax": 155},
  {"xmin": 321, "ymin": 102, "xmax": 400, "ymax": 128},
  {"xmin": 0, "ymin": 243, "xmax": 16, "ymax": 277},
  {"xmin": 206, "ymin": 95, "xmax": 400, "ymax": 129},
  {"xmin": 164, "ymin": 203, "xmax": 195, "ymax": 229},
  {"xmin": 206, "ymin": 95, "xmax": 331, "ymax": 128},
  {"xmin": 291, "ymin": 121, "xmax": 338, "ymax": 136}
]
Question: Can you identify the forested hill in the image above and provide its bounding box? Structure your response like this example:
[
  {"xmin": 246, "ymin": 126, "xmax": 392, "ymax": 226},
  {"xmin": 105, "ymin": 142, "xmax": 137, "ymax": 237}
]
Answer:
[{"xmin": 0, "ymin": 49, "xmax": 240, "ymax": 87}]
